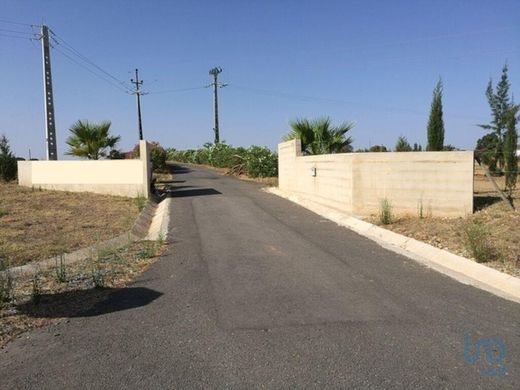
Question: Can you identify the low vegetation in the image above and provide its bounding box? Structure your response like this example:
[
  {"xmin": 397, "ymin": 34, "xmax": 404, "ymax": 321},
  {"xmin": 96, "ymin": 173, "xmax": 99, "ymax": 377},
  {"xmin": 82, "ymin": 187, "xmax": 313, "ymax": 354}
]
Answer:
[
  {"xmin": 169, "ymin": 142, "xmax": 278, "ymax": 178},
  {"xmin": 0, "ymin": 240, "xmax": 164, "ymax": 347},
  {"xmin": 0, "ymin": 183, "xmax": 139, "ymax": 268},
  {"xmin": 132, "ymin": 141, "xmax": 168, "ymax": 172},
  {"xmin": 379, "ymin": 198, "xmax": 393, "ymax": 225},
  {"xmin": 374, "ymin": 167, "xmax": 520, "ymax": 276}
]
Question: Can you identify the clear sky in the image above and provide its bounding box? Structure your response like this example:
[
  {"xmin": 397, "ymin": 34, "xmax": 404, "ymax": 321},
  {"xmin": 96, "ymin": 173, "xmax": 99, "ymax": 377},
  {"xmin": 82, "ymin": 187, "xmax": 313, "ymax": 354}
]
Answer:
[{"xmin": 1, "ymin": 0, "xmax": 519, "ymax": 159}]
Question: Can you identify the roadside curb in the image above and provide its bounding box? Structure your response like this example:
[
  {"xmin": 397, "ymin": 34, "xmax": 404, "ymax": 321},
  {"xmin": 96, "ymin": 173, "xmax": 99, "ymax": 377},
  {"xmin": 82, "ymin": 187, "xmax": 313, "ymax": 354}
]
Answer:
[
  {"xmin": 3, "ymin": 197, "xmax": 171, "ymax": 279},
  {"xmin": 265, "ymin": 187, "xmax": 520, "ymax": 304},
  {"xmin": 146, "ymin": 197, "xmax": 171, "ymax": 241}
]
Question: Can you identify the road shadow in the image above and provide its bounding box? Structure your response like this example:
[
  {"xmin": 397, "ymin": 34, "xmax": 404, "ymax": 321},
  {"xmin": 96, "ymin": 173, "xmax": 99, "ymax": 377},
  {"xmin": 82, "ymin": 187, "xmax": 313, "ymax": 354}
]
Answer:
[
  {"xmin": 170, "ymin": 164, "xmax": 192, "ymax": 175},
  {"xmin": 16, "ymin": 287, "xmax": 162, "ymax": 318},
  {"xmin": 169, "ymin": 188, "xmax": 221, "ymax": 198}
]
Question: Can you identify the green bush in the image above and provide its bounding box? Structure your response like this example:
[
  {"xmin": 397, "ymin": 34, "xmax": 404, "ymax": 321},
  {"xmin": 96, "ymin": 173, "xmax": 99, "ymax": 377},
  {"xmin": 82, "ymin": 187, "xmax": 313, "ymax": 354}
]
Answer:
[
  {"xmin": 463, "ymin": 220, "xmax": 494, "ymax": 263},
  {"xmin": 0, "ymin": 135, "xmax": 17, "ymax": 182},
  {"xmin": 244, "ymin": 146, "xmax": 278, "ymax": 177},
  {"xmin": 170, "ymin": 142, "xmax": 278, "ymax": 178},
  {"xmin": 379, "ymin": 198, "xmax": 393, "ymax": 225},
  {"xmin": 132, "ymin": 141, "xmax": 168, "ymax": 172},
  {"xmin": 208, "ymin": 142, "xmax": 236, "ymax": 168}
]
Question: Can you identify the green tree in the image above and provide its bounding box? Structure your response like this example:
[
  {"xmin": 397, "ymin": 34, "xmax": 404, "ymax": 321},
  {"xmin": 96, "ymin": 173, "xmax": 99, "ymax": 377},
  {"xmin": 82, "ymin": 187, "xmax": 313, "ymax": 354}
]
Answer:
[
  {"xmin": 283, "ymin": 117, "xmax": 354, "ymax": 155},
  {"xmin": 478, "ymin": 63, "xmax": 513, "ymax": 171},
  {"xmin": 413, "ymin": 143, "xmax": 423, "ymax": 151},
  {"xmin": 427, "ymin": 79, "xmax": 445, "ymax": 151},
  {"xmin": 395, "ymin": 136, "xmax": 412, "ymax": 152},
  {"xmin": 476, "ymin": 133, "xmax": 501, "ymax": 171},
  {"xmin": 0, "ymin": 135, "xmax": 17, "ymax": 182},
  {"xmin": 66, "ymin": 120, "xmax": 120, "ymax": 160},
  {"xmin": 504, "ymin": 105, "xmax": 518, "ymax": 194}
]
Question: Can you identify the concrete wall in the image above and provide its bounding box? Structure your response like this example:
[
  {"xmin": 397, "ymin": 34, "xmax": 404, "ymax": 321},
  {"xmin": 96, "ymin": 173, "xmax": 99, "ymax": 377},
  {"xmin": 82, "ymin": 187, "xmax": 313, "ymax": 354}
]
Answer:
[
  {"xmin": 18, "ymin": 140, "xmax": 152, "ymax": 198},
  {"xmin": 278, "ymin": 139, "xmax": 474, "ymax": 217}
]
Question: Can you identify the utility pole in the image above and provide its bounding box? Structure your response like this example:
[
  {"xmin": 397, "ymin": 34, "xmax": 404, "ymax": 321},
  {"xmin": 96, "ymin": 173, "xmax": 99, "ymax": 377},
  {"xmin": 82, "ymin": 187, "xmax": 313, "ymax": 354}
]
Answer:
[
  {"xmin": 40, "ymin": 25, "xmax": 58, "ymax": 160},
  {"xmin": 131, "ymin": 68, "xmax": 144, "ymax": 140},
  {"xmin": 208, "ymin": 67, "xmax": 227, "ymax": 143}
]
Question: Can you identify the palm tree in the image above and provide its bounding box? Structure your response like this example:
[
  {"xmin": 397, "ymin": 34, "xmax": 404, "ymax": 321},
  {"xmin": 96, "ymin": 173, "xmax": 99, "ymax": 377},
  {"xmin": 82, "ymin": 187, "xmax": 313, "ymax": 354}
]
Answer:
[
  {"xmin": 283, "ymin": 117, "xmax": 354, "ymax": 155},
  {"xmin": 66, "ymin": 120, "xmax": 121, "ymax": 160}
]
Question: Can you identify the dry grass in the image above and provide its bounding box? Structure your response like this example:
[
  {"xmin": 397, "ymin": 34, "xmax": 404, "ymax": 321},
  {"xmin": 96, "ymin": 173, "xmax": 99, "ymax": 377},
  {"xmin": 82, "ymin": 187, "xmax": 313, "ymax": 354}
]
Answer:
[
  {"xmin": 0, "ymin": 240, "xmax": 164, "ymax": 347},
  {"xmin": 0, "ymin": 183, "xmax": 139, "ymax": 267},
  {"xmin": 374, "ymin": 166, "xmax": 520, "ymax": 277}
]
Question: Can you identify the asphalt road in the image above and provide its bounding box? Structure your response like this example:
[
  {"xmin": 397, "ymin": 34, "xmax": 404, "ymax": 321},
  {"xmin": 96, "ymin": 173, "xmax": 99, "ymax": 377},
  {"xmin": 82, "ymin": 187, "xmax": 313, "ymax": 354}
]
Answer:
[{"xmin": 1, "ymin": 164, "xmax": 519, "ymax": 389}]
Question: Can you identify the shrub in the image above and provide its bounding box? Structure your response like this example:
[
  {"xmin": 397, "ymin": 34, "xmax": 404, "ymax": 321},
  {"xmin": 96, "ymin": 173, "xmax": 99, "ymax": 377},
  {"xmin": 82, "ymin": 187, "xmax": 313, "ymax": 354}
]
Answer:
[
  {"xmin": 208, "ymin": 142, "xmax": 236, "ymax": 168},
  {"xmin": 193, "ymin": 147, "xmax": 210, "ymax": 165},
  {"xmin": 132, "ymin": 141, "xmax": 168, "ymax": 172},
  {"xmin": 244, "ymin": 146, "xmax": 278, "ymax": 177},
  {"xmin": 369, "ymin": 145, "xmax": 388, "ymax": 152},
  {"xmin": 55, "ymin": 255, "xmax": 67, "ymax": 283},
  {"xmin": 0, "ymin": 135, "xmax": 17, "ymax": 182},
  {"xmin": 463, "ymin": 220, "xmax": 494, "ymax": 263},
  {"xmin": 379, "ymin": 198, "xmax": 393, "ymax": 225},
  {"xmin": 395, "ymin": 136, "xmax": 412, "ymax": 152},
  {"xmin": 171, "ymin": 143, "xmax": 278, "ymax": 178},
  {"xmin": 0, "ymin": 258, "xmax": 13, "ymax": 305}
]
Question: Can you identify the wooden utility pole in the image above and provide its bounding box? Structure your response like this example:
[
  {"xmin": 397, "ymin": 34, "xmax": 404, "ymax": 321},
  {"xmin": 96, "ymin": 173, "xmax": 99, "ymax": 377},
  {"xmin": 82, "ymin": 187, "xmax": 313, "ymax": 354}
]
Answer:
[
  {"xmin": 40, "ymin": 25, "xmax": 58, "ymax": 160},
  {"xmin": 131, "ymin": 68, "xmax": 144, "ymax": 140},
  {"xmin": 208, "ymin": 67, "xmax": 226, "ymax": 143}
]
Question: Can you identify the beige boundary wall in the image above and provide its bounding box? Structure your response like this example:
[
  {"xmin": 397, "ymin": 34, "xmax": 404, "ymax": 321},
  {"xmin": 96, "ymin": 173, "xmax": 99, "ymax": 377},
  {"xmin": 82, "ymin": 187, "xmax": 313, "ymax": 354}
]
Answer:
[
  {"xmin": 17, "ymin": 140, "xmax": 152, "ymax": 198},
  {"xmin": 278, "ymin": 139, "xmax": 474, "ymax": 217}
]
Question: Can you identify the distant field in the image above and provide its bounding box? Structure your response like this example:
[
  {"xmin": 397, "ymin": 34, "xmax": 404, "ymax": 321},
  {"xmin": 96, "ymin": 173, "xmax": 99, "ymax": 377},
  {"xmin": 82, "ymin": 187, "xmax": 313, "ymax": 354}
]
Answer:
[{"xmin": 0, "ymin": 183, "xmax": 139, "ymax": 267}]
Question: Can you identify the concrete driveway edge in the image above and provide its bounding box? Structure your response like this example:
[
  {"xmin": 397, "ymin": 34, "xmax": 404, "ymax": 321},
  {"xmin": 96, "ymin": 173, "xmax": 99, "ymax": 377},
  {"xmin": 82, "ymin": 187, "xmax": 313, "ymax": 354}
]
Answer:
[{"xmin": 265, "ymin": 187, "xmax": 520, "ymax": 304}]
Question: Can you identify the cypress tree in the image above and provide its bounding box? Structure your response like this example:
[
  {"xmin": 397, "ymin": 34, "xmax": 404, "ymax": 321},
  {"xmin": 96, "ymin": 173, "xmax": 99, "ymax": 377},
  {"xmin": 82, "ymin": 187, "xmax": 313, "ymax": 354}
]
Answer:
[{"xmin": 427, "ymin": 79, "xmax": 445, "ymax": 151}]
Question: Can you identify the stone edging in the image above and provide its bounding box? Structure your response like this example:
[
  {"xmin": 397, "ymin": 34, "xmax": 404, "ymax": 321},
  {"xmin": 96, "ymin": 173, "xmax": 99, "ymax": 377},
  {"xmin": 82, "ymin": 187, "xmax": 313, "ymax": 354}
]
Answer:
[{"xmin": 265, "ymin": 187, "xmax": 520, "ymax": 304}]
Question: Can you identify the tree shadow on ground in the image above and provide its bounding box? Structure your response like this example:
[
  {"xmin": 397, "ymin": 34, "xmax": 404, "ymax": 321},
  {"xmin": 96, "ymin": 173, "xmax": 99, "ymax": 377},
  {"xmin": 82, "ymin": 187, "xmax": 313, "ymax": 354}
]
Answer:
[
  {"xmin": 16, "ymin": 287, "xmax": 162, "ymax": 319},
  {"xmin": 169, "ymin": 188, "xmax": 221, "ymax": 198},
  {"xmin": 474, "ymin": 195, "xmax": 502, "ymax": 211},
  {"xmin": 170, "ymin": 164, "xmax": 192, "ymax": 175}
]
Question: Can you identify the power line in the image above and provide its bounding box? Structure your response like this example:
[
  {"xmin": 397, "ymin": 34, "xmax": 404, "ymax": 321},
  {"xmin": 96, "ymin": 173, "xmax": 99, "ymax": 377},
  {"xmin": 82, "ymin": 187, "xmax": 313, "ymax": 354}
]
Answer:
[
  {"xmin": 0, "ymin": 33, "xmax": 35, "ymax": 40},
  {"xmin": 53, "ymin": 46, "xmax": 131, "ymax": 93},
  {"xmin": 0, "ymin": 19, "xmax": 37, "ymax": 27},
  {"xmin": 147, "ymin": 86, "xmax": 206, "ymax": 95},
  {"xmin": 49, "ymin": 29, "xmax": 133, "ymax": 92},
  {"xmin": 228, "ymin": 84, "xmax": 488, "ymax": 122},
  {"xmin": 0, "ymin": 28, "xmax": 36, "ymax": 35}
]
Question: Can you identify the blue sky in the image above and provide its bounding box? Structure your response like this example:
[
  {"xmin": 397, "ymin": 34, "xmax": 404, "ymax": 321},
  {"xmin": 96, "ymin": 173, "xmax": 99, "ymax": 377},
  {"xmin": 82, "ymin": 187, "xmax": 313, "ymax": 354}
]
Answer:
[{"xmin": 1, "ymin": 0, "xmax": 519, "ymax": 159}]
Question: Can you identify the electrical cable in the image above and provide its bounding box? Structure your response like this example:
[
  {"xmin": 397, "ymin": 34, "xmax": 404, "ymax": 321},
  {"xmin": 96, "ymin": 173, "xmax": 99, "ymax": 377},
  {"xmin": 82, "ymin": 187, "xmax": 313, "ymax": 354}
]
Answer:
[
  {"xmin": 0, "ymin": 19, "xmax": 36, "ymax": 27},
  {"xmin": 49, "ymin": 29, "xmax": 133, "ymax": 92},
  {"xmin": 53, "ymin": 46, "xmax": 131, "ymax": 94},
  {"xmin": 147, "ymin": 86, "xmax": 207, "ymax": 95}
]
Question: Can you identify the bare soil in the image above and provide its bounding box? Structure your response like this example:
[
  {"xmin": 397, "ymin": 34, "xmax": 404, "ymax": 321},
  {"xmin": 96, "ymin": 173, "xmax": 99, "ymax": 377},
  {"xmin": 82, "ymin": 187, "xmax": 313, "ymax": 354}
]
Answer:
[
  {"xmin": 373, "ymin": 165, "xmax": 520, "ymax": 277},
  {"xmin": 0, "ymin": 183, "xmax": 139, "ymax": 267}
]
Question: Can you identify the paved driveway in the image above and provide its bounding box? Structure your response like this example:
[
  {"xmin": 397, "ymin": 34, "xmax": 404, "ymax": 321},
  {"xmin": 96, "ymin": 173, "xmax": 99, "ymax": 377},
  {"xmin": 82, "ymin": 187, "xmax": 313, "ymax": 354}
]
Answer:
[{"xmin": 1, "ymin": 164, "xmax": 518, "ymax": 389}]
